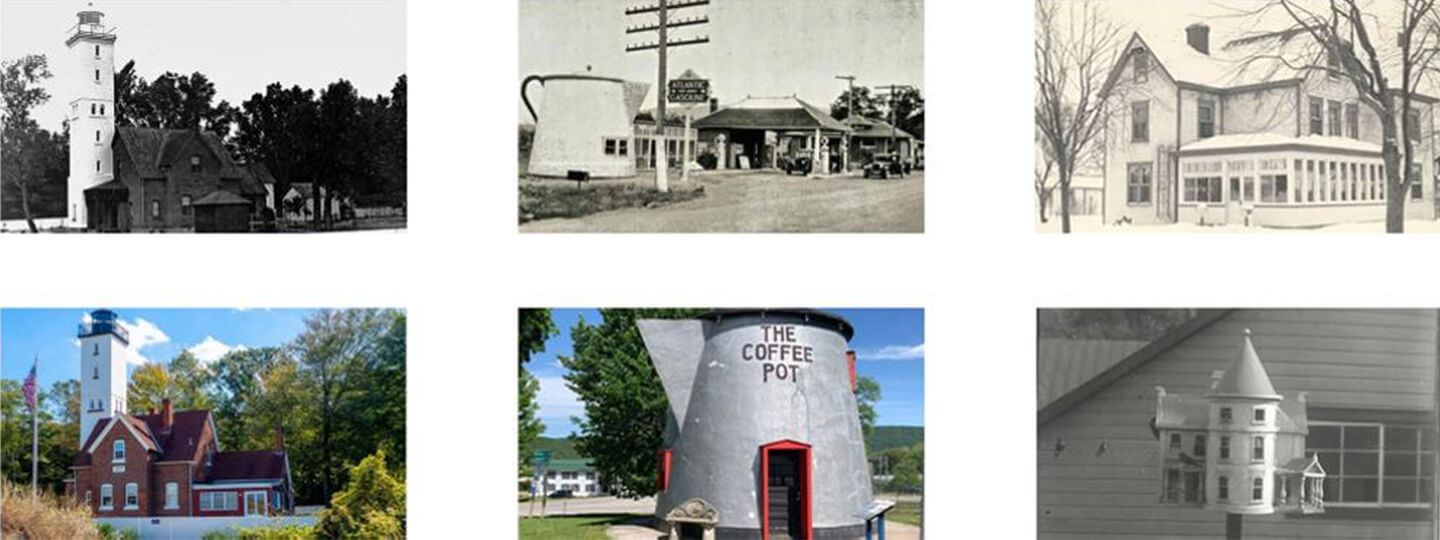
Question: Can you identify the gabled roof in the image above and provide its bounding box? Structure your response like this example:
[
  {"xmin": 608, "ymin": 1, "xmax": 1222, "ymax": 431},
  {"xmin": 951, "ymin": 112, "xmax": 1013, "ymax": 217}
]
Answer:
[
  {"xmin": 1036, "ymin": 338, "xmax": 1149, "ymax": 409},
  {"xmin": 76, "ymin": 410, "xmax": 215, "ymax": 466},
  {"xmin": 193, "ymin": 190, "xmax": 251, "ymax": 206},
  {"xmin": 844, "ymin": 116, "xmax": 916, "ymax": 140},
  {"xmin": 693, "ymin": 97, "xmax": 851, "ymax": 132},
  {"xmin": 1210, "ymin": 329, "xmax": 1281, "ymax": 399},
  {"xmin": 114, "ymin": 128, "xmax": 267, "ymax": 197},
  {"xmin": 1039, "ymin": 310, "xmax": 1232, "ymax": 425}
]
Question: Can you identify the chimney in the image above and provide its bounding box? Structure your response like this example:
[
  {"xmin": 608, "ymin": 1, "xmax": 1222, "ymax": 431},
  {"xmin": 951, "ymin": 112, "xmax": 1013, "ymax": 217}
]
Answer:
[
  {"xmin": 1186, "ymin": 23, "xmax": 1211, "ymax": 55},
  {"xmin": 846, "ymin": 350, "xmax": 858, "ymax": 392},
  {"xmin": 709, "ymin": 97, "xmax": 719, "ymax": 114},
  {"xmin": 276, "ymin": 427, "xmax": 286, "ymax": 451},
  {"xmin": 161, "ymin": 398, "xmax": 173, "ymax": 429}
]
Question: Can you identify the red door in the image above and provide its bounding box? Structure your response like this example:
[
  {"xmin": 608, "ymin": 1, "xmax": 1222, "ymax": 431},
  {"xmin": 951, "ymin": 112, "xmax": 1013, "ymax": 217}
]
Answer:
[{"xmin": 760, "ymin": 440, "xmax": 811, "ymax": 540}]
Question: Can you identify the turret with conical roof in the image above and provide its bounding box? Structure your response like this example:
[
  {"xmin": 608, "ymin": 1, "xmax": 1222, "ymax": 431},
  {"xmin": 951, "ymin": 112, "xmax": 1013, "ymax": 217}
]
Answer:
[{"xmin": 1205, "ymin": 329, "xmax": 1283, "ymax": 515}]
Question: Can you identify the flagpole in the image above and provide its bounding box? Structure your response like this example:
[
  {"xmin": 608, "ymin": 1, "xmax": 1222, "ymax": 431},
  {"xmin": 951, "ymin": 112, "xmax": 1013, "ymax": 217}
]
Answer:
[{"xmin": 32, "ymin": 355, "xmax": 39, "ymax": 496}]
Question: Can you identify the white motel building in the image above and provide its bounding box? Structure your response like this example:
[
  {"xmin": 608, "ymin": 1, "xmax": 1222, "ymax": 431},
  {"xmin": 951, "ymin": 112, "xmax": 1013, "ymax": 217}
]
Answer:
[{"xmin": 1102, "ymin": 23, "xmax": 1438, "ymax": 227}]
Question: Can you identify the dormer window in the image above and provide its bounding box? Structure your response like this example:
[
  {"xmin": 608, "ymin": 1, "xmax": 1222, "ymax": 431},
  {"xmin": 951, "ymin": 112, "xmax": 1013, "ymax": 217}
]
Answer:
[
  {"xmin": 113, "ymin": 440, "xmax": 126, "ymax": 462},
  {"xmin": 1133, "ymin": 50, "xmax": 1148, "ymax": 83}
]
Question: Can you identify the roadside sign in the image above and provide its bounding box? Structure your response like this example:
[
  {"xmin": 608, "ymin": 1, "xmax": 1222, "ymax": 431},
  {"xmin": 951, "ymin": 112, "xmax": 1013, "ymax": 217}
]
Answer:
[
  {"xmin": 668, "ymin": 78, "xmax": 710, "ymax": 103},
  {"xmin": 533, "ymin": 449, "xmax": 551, "ymax": 466}
]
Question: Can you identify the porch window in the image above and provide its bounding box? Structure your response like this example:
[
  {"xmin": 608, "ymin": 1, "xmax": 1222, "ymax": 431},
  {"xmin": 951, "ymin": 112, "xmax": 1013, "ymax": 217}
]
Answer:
[
  {"xmin": 1131, "ymin": 102, "xmax": 1149, "ymax": 142},
  {"xmin": 1184, "ymin": 177, "xmax": 1221, "ymax": 203},
  {"xmin": 1328, "ymin": 162, "xmax": 1338, "ymax": 201},
  {"xmin": 1339, "ymin": 162, "xmax": 1348, "ymax": 201},
  {"xmin": 200, "ymin": 491, "xmax": 238, "ymax": 511},
  {"xmin": 1198, "ymin": 100, "xmax": 1215, "ymax": 139},
  {"xmin": 1350, "ymin": 163, "xmax": 1359, "ymax": 201},
  {"xmin": 1345, "ymin": 103, "xmax": 1359, "ymax": 138},
  {"xmin": 1309, "ymin": 422, "xmax": 1435, "ymax": 506},
  {"xmin": 1126, "ymin": 163, "xmax": 1151, "ymax": 204},
  {"xmin": 1261, "ymin": 174, "xmax": 1289, "ymax": 203},
  {"xmin": 1309, "ymin": 97, "xmax": 1323, "ymax": 135},
  {"xmin": 1328, "ymin": 101, "xmax": 1342, "ymax": 136}
]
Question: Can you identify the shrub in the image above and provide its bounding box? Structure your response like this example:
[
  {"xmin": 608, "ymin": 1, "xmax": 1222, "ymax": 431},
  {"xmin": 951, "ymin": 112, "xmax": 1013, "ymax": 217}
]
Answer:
[
  {"xmin": 1, "ymin": 481, "xmax": 99, "ymax": 540},
  {"xmin": 316, "ymin": 450, "xmax": 406, "ymax": 539},
  {"xmin": 237, "ymin": 524, "xmax": 316, "ymax": 540}
]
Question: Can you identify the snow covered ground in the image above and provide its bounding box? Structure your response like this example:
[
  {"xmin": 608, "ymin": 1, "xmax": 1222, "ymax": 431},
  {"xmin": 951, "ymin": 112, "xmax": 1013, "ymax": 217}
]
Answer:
[{"xmin": 1036, "ymin": 215, "xmax": 1440, "ymax": 233}]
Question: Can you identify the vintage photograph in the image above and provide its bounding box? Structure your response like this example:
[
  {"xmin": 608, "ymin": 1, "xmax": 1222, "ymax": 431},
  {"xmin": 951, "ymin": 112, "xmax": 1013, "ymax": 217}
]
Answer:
[
  {"xmin": 0, "ymin": 308, "xmax": 406, "ymax": 539},
  {"xmin": 1035, "ymin": 0, "xmax": 1440, "ymax": 232},
  {"xmin": 518, "ymin": 308, "xmax": 924, "ymax": 539},
  {"xmin": 518, "ymin": 0, "xmax": 924, "ymax": 233},
  {"xmin": 1037, "ymin": 309, "xmax": 1439, "ymax": 538},
  {"xmin": 0, "ymin": 1, "xmax": 407, "ymax": 233}
]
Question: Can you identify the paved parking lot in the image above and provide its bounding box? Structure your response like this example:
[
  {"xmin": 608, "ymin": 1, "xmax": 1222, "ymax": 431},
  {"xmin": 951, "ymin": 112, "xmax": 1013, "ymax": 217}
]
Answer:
[{"xmin": 520, "ymin": 169, "xmax": 924, "ymax": 233}]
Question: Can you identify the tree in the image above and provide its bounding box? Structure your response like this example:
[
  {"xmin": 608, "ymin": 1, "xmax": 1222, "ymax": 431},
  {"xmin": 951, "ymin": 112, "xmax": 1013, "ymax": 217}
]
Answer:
[
  {"xmin": 563, "ymin": 308, "xmax": 708, "ymax": 498},
  {"xmin": 1233, "ymin": 0, "xmax": 1440, "ymax": 233},
  {"xmin": 209, "ymin": 347, "xmax": 286, "ymax": 450},
  {"xmin": 1, "ymin": 54, "xmax": 61, "ymax": 232},
  {"xmin": 314, "ymin": 80, "xmax": 362, "ymax": 228},
  {"xmin": 127, "ymin": 362, "xmax": 178, "ymax": 415},
  {"xmin": 855, "ymin": 376, "xmax": 881, "ymax": 441},
  {"xmin": 1034, "ymin": 0, "xmax": 1123, "ymax": 234},
  {"xmin": 316, "ymin": 450, "xmax": 405, "ymax": 539},
  {"xmin": 830, "ymin": 86, "xmax": 881, "ymax": 121},
  {"xmin": 114, "ymin": 67, "xmax": 236, "ymax": 134},
  {"xmin": 517, "ymin": 309, "xmax": 556, "ymax": 476}
]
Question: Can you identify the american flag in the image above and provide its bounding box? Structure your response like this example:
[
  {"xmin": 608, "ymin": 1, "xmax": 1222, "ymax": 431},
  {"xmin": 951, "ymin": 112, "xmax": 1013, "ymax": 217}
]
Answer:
[{"xmin": 22, "ymin": 359, "xmax": 38, "ymax": 411}]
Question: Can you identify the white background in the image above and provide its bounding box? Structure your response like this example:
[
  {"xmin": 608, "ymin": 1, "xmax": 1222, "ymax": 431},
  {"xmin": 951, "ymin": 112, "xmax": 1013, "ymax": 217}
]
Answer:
[{"xmin": 2, "ymin": 0, "xmax": 1438, "ymax": 537}]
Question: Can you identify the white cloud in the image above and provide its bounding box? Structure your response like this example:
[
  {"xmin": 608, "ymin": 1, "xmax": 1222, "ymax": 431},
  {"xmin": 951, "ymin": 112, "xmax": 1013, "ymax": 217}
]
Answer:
[
  {"xmin": 187, "ymin": 336, "xmax": 247, "ymax": 365},
  {"xmin": 536, "ymin": 376, "xmax": 584, "ymax": 418},
  {"xmin": 863, "ymin": 343, "xmax": 925, "ymax": 361},
  {"xmin": 117, "ymin": 318, "xmax": 171, "ymax": 365}
]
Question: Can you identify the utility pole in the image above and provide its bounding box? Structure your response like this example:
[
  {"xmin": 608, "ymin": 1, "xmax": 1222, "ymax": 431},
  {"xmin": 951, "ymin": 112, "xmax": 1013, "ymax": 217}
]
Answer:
[
  {"xmin": 874, "ymin": 84, "xmax": 915, "ymax": 169},
  {"xmin": 626, "ymin": 0, "xmax": 710, "ymax": 193},
  {"xmin": 835, "ymin": 75, "xmax": 856, "ymax": 171}
]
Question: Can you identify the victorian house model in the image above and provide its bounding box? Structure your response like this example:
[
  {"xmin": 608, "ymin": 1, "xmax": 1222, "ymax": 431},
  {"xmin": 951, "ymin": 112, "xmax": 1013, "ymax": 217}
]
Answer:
[
  {"xmin": 67, "ymin": 310, "xmax": 295, "ymax": 518},
  {"xmin": 1102, "ymin": 22, "xmax": 1438, "ymax": 227}
]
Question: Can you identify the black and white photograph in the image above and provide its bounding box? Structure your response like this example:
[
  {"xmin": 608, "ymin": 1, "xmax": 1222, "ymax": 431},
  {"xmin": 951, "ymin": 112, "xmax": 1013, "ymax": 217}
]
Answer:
[
  {"xmin": 518, "ymin": 0, "xmax": 924, "ymax": 233},
  {"xmin": 0, "ymin": 0, "xmax": 407, "ymax": 233},
  {"xmin": 1038, "ymin": 309, "xmax": 1439, "ymax": 539},
  {"xmin": 1035, "ymin": 0, "xmax": 1440, "ymax": 232}
]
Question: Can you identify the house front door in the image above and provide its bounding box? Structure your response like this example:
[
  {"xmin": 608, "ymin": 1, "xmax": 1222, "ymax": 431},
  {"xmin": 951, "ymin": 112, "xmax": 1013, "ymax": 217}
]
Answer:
[
  {"xmin": 767, "ymin": 450, "xmax": 804, "ymax": 539},
  {"xmin": 244, "ymin": 491, "xmax": 267, "ymax": 517}
]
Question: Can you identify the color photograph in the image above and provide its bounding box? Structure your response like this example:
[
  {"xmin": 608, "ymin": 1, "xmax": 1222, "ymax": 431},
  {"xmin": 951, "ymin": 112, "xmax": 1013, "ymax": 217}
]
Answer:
[
  {"xmin": 1, "ymin": 308, "xmax": 406, "ymax": 539},
  {"xmin": 518, "ymin": 308, "xmax": 924, "ymax": 539}
]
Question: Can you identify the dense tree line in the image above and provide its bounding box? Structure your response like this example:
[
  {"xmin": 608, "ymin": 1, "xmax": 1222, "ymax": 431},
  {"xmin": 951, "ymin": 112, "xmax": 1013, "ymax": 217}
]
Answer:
[
  {"xmin": 0, "ymin": 55, "xmax": 68, "ymax": 229},
  {"xmin": 0, "ymin": 309, "xmax": 405, "ymax": 505}
]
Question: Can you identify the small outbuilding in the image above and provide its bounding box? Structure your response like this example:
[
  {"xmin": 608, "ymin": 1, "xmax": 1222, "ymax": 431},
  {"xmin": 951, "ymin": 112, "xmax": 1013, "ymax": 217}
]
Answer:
[{"xmin": 192, "ymin": 190, "xmax": 252, "ymax": 233}]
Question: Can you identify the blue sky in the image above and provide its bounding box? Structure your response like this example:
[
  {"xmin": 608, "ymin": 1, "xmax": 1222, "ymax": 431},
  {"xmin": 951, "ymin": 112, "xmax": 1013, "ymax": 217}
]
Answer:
[
  {"xmin": 526, "ymin": 308, "xmax": 924, "ymax": 438},
  {"xmin": 1, "ymin": 308, "xmax": 316, "ymax": 389}
]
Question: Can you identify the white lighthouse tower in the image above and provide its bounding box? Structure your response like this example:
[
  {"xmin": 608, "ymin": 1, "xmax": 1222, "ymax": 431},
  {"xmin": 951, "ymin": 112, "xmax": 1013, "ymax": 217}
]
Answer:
[
  {"xmin": 78, "ymin": 309, "xmax": 129, "ymax": 443},
  {"xmin": 1204, "ymin": 329, "xmax": 1284, "ymax": 515},
  {"xmin": 64, "ymin": 6, "xmax": 118, "ymax": 229}
]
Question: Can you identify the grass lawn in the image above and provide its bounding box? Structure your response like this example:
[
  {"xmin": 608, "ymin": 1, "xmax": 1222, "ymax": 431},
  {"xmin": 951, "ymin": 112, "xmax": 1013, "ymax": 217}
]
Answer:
[
  {"xmin": 887, "ymin": 499, "xmax": 923, "ymax": 527},
  {"xmin": 518, "ymin": 513, "xmax": 643, "ymax": 540}
]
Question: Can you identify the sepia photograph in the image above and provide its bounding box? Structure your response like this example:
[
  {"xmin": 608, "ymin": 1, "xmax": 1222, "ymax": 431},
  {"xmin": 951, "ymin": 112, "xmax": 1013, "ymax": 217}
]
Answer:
[
  {"xmin": 0, "ymin": 307, "xmax": 406, "ymax": 539},
  {"xmin": 1037, "ymin": 309, "xmax": 1439, "ymax": 539},
  {"xmin": 518, "ymin": 0, "xmax": 924, "ymax": 233},
  {"xmin": 1035, "ymin": 0, "xmax": 1440, "ymax": 232},
  {"xmin": 518, "ymin": 308, "xmax": 924, "ymax": 539},
  {"xmin": 0, "ymin": 0, "xmax": 407, "ymax": 233}
]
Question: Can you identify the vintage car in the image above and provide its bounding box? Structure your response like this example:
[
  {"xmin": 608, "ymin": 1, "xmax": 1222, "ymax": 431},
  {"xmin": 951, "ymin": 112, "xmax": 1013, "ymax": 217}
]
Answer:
[
  {"xmin": 862, "ymin": 153, "xmax": 906, "ymax": 179},
  {"xmin": 780, "ymin": 156, "xmax": 813, "ymax": 176}
]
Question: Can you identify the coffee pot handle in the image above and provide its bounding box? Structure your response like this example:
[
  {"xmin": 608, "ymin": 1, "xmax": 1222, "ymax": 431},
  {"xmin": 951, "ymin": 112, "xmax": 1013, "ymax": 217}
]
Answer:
[{"xmin": 522, "ymin": 75, "xmax": 545, "ymax": 122}]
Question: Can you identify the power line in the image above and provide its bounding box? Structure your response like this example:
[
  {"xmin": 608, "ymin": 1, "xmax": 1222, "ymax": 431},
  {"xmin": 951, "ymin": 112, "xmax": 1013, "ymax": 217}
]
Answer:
[{"xmin": 625, "ymin": 0, "xmax": 711, "ymax": 193}]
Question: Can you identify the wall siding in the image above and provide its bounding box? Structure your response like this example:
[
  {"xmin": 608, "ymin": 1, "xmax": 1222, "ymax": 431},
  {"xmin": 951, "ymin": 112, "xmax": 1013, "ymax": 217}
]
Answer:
[{"xmin": 1039, "ymin": 309, "xmax": 1438, "ymax": 539}]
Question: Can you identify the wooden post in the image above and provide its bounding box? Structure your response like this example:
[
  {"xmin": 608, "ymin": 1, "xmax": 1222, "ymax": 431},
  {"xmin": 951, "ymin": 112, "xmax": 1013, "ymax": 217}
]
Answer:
[{"xmin": 654, "ymin": 0, "xmax": 669, "ymax": 193}]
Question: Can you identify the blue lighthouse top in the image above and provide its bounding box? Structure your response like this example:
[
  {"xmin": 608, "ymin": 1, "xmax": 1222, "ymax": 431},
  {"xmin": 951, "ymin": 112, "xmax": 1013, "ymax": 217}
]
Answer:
[{"xmin": 79, "ymin": 309, "xmax": 129, "ymax": 344}]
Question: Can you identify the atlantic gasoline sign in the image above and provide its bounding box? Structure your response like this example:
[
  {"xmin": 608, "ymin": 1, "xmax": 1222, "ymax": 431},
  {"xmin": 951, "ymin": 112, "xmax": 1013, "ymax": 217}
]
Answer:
[
  {"xmin": 668, "ymin": 78, "xmax": 710, "ymax": 103},
  {"xmin": 740, "ymin": 325, "xmax": 815, "ymax": 383}
]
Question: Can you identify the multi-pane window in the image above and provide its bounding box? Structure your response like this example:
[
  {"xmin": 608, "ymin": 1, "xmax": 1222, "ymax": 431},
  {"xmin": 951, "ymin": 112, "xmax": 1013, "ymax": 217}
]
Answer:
[
  {"xmin": 100, "ymin": 485, "xmax": 113, "ymax": 509},
  {"xmin": 1170, "ymin": 433, "xmax": 1182, "ymax": 451},
  {"xmin": 1309, "ymin": 422, "xmax": 1435, "ymax": 506},
  {"xmin": 182, "ymin": 195, "xmax": 193, "ymax": 216},
  {"xmin": 1218, "ymin": 476, "xmax": 1229, "ymax": 500},
  {"xmin": 113, "ymin": 440, "xmax": 125, "ymax": 462},
  {"xmin": 602, "ymin": 137, "xmax": 630, "ymax": 157},
  {"xmin": 1408, "ymin": 163, "xmax": 1424, "ymax": 201},
  {"xmin": 1255, "ymin": 407, "xmax": 1267, "ymax": 423},
  {"xmin": 1253, "ymin": 477, "xmax": 1265, "ymax": 501},
  {"xmin": 1253, "ymin": 436, "xmax": 1265, "ymax": 461},
  {"xmin": 166, "ymin": 482, "xmax": 179, "ymax": 510},
  {"xmin": 125, "ymin": 483, "xmax": 138, "ymax": 509},
  {"xmin": 1221, "ymin": 407, "xmax": 1233, "ymax": 423},
  {"xmin": 1131, "ymin": 102, "xmax": 1149, "ymax": 142},
  {"xmin": 1328, "ymin": 100, "xmax": 1342, "ymax": 136},
  {"xmin": 199, "ymin": 491, "xmax": 239, "ymax": 511},
  {"xmin": 1184, "ymin": 177, "xmax": 1222, "ymax": 203},
  {"xmin": 1309, "ymin": 97, "xmax": 1324, "ymax": 135},
  {"xmin": 1220, "ymin": 436, "xmax": 1231, "ymax": 460},
  {"xmin": 1405, "ymin": 109, "xmax": 1420, "ymax": 141},
  {"xmin": 1198, "ymin": 100, "xmax": 1215, "ymax": 139},
  {"xmin": 1194, "ymin": 435, "xmax": 1207, "ymax": 457},
  {"xmin": 1126, "ymin": 163, "xmax": 1152, "ymax": 204},
  {"xmin": 189, "ymin": 155, "xmax": 201, "ymax": 173},
  {"xmin": 1134, "ymin": 51, "xmax": 1149, "ymax": 83},
  {"xmin": 1345, "ymin": 103, "xmax": 1359, "ymax": 138},
  {"xmin": 1261, "ymin": 174, "xmax": 1289, "ymax": 203}
]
